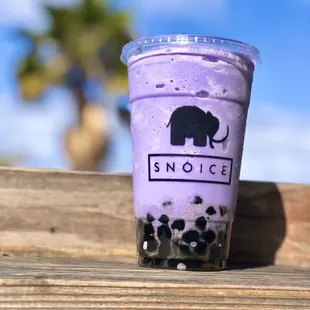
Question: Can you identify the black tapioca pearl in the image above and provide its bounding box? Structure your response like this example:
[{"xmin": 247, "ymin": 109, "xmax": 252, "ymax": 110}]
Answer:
[
  {"xmin": 206, "ymin": 206, "xmax": 216, "ymax": 216},
  {"xmin": 144, "ymin": 223, "xmax": 154, "ymax": 235},
  {"xmin": 190, "ymin": 196, "xmax": 203, "ymax": 205},
  {"xmin": 146, "ymin": 238, "xmax": 159, "ymax": 252},
  {"xmin": 159, "ymin": 214, "xmax": 169, "ymax": 224},
  {"xmin": 195, "ymin": 216, "xmax": 207, "ymax": 230},
  {"xmin": 146, "ymin": 213, "xmax": 155, "ymax": 222},
  {"xmin": 144, "ymin": 234, "xmax": 155, "ymax": 242},
  {"xmin": 157, "ymin": 224, "xmax": 172, "ymax": 240},
  {"xmin": 179, "ymin": 244, "xmax": 191, "ymax": 255},
  {"xmin": 182, "ymin": 230, "xmax": 199, "ymax": 243},
  {"xmin": 167, "ymin": 259, "xmax": 181, "ymax": 268},
  {"xmin": 165, "ymin": 226, "xmax": 172, "ymax": 240},
  {"xmin": 219, "ymin": 206, "xmax": 228, "ymax": 217},
  {"xmin": 201, "ymin": 229, "xmax": 216, "ymax": 244},
  {"xmin": 158, "ymin": 242, "xmax": 171, "ymax": 258},
  {"xmin": 157, "ymin": 225, "xmax": 172, "ymax": 257},
  {"xmin": 157, "ymin": 225, "xmax": 163, "ymax": 238},
  {"xmin": 171, "ymin": 219, "xmax": 185, "ymax": 231},
  {"xmin": 194, "ymin": 242, "xmax": 208, "ymax": 256}
]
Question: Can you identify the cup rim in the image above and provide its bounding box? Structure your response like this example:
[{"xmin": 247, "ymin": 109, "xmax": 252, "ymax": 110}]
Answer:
[{"xmin": 121, "ymin": 34, "xmax": 261, "ymax": 68}]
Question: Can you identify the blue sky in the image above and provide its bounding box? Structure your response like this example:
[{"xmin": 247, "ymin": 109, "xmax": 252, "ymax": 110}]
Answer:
[
  {"xmin": 0, "ymin": 0, "xmax": 309, "ymax": 183},
  {"xmin": 114, "ymin": 0, "xmax": 310, "ymax": 110}
]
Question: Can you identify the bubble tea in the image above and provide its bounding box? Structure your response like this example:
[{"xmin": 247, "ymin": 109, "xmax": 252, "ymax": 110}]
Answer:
[{"xmin": 121, "ymin": 35, "xmax": 260, "ymax": 271}]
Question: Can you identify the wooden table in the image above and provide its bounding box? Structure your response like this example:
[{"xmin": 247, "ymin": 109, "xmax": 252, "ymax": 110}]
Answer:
[
  {"xmin": 0, "ymin": 257, "xmax": 309, "ymax": 309},
  {"xmin": 0, "ymin": 167, "xmax": 310, "ymax": 309}
]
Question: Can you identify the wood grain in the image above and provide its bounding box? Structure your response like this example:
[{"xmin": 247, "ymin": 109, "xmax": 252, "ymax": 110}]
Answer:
[
  {"xmin": 0, "ymin": 257, "xmax": 309, "ymax": 309},
  {"xmin": 0, "ymin": 167, "xmax": 309, "ymax": 267}
]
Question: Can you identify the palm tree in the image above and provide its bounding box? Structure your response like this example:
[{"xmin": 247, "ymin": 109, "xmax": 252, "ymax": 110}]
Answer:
[{"xmin": 17, "ymin": 0, "xmax": 132, "ymax": 171}]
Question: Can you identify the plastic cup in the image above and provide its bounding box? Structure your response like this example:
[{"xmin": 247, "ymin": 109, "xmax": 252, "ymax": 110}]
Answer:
[{"xmin": 121, "ymin": 35, "xmax": 260, "ymax": 271}]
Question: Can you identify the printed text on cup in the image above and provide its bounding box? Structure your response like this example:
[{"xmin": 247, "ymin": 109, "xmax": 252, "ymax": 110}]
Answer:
[{"xmin": 148, "ymin": 154, "xmax": 233, "ymax": 185}]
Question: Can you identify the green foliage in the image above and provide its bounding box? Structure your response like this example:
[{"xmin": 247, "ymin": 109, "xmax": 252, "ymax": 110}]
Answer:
[
  {"xmin": 15, "ymin": 0, "xmax": 131, "ymax": 171},
  {"xmin": 18, "ymin": 0, "xmax": 131, "ymax": 101}
]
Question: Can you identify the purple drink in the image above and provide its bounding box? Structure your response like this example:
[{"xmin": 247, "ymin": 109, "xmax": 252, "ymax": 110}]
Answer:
[{"xmin": 121, "ymin": 35, "xmax": 260, "ymax": 270}]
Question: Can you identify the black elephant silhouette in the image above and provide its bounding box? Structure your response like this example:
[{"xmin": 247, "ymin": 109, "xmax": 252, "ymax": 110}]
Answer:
[{"xmin": 166, "ymin": 106, "xmax": 229, "ymax": 148}]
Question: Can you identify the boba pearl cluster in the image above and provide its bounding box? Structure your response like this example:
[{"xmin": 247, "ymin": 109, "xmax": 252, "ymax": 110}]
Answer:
[{"xmin": 136, "ymin": 195, "xmax": 230, "ymax": 270}]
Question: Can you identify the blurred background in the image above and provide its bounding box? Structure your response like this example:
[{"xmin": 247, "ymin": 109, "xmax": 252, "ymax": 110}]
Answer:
[{"xmin": 0, "ymin": 0, "xmax": 309, "ymax": 183}]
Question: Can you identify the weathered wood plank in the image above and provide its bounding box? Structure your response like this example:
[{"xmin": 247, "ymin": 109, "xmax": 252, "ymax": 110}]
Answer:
[
  {"xmin": 0, "ymin": 257, "xmax": 309, "ymax": 309},
  {"xmin": 0, "ymin": 167, "xmax": 309, "ymax": 266}
]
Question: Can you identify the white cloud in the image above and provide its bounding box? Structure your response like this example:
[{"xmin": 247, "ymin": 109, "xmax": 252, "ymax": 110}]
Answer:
[
  {"xmin": 240, "ymin": 102, "xmax": 310, "ymax": 184},
  {"xmin": 0, "ymin": 91, "xmax": 76, "ymax": 169},
  {"xmin": 0, "ymin": 0, "xmax": 79, "ymax": 32},
  {"xmin": 0, "ymin": 0, "xmax": 48, "ymax": 32}
]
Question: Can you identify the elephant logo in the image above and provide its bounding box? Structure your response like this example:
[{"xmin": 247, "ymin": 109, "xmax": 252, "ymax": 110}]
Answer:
[{"xmin": 166, "ymin": 106, "xmax": 229, "ymax": 148}]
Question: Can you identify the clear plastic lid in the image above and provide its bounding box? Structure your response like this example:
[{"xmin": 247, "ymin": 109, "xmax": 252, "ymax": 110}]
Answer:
[{"xmin": 121, "ymin": 34, "xmax": 261, "ymax": 67}]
